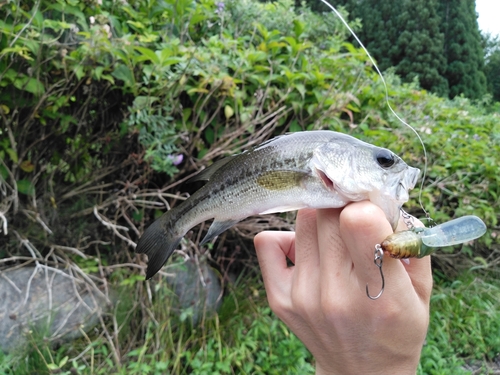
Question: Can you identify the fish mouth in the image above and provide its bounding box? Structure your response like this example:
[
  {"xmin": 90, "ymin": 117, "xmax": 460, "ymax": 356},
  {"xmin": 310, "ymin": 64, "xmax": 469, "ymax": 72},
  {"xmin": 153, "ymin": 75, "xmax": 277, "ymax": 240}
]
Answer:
[
  {"xmin": 394, "ymin": 167, "xmax": 420, "ymax": 201},
  {"xmin": 403, "ymin": 166, "xmax": 420, "ymax": 190}
]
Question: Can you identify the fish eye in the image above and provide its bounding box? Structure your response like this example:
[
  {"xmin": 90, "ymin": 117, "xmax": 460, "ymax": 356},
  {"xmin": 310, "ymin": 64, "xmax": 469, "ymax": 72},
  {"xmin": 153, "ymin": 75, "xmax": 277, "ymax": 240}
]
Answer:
[{"xmin": 375, "ymin": 149, "xmax": 395, "ymax": 168}]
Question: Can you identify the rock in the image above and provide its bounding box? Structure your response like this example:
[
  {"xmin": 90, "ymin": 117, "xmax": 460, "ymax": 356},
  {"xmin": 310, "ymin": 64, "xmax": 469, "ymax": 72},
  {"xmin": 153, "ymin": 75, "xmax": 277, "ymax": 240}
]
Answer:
[
  {"xmin": 0, "ymin": 267, "xmax": 111, "ymax": 352},
  {"xmin": 165, "ymin": 257, "xmax": 223, "ymax": 325}
]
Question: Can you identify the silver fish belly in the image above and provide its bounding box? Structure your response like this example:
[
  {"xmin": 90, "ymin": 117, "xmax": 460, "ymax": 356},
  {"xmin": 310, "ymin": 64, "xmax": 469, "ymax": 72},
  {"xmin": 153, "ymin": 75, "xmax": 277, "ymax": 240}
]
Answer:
[{"xmin": 136, "ymin": 130, "xmax": 420, "ymax": 279}]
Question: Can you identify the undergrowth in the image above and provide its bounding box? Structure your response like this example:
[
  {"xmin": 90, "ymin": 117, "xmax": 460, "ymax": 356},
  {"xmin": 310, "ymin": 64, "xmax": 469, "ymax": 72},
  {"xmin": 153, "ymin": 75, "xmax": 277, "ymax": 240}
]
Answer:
[
  {"xmin": 1, "ymin": 271, "xmax": 500, "ymax": 374},
  {"xmin": 419, "ymin": 272, "xmax": 500, "ymax": 375}
]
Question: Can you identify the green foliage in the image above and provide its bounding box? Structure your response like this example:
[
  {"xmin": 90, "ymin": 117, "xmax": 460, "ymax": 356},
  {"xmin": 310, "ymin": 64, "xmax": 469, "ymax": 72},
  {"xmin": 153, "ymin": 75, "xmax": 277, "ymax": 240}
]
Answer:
[
  {"xmin": 0, "ymin": 328, "xmax": 74, "ymax": 375},
  {"xmin": 418, "ymin": 273, "xmax": 500, "ymax": 375}
]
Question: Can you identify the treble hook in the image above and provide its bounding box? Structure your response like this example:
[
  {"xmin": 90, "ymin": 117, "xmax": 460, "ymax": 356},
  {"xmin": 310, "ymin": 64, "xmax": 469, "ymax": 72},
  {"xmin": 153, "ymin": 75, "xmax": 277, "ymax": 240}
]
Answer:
[{"xmin": 366, "ymin": 244, "xmax": 385, "ymax": 300}]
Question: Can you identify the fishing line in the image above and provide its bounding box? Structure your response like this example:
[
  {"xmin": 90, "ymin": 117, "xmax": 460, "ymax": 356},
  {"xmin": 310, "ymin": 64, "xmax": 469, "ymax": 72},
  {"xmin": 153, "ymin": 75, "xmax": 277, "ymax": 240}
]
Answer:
[{"xmin": 318, "ymin": 0, "xmax": 430, "ymax": 221}]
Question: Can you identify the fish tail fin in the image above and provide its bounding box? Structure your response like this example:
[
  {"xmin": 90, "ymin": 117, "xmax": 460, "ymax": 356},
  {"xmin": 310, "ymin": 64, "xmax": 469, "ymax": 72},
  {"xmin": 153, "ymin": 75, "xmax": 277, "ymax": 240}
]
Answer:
[{"xmin": 136, "ymin": 213, "xmax": 184, "ymax": 280}]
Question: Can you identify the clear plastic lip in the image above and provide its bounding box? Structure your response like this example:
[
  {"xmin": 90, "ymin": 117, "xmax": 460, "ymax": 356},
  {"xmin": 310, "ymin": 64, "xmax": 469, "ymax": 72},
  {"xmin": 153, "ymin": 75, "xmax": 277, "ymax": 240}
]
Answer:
[{"xmin": 421, "ymin": 215, "xmax": 487, "ymax": 247}]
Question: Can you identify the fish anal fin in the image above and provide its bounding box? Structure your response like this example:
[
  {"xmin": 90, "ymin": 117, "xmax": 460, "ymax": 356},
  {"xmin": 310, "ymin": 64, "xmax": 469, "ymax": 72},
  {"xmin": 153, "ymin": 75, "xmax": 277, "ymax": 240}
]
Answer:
[
  {"xmin": 200, "ymin": 219, "xmax": 240, "ymax": 246},
  {"xmin": 257, "ymin": 170, "xmax": 309, "ymax": 191},
  {"xmin": 259, "ymin": 204, "xmax": 307, "ymax": 215},
  {"xmin": 187, "ymin": 156, "xmax": 236, "ymax": 184}
]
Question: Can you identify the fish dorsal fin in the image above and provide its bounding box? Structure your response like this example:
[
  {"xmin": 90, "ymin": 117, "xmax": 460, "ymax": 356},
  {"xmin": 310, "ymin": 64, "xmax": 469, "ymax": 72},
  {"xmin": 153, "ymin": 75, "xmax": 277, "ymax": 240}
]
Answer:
[
  {"xmin": 187, "ymin": 156, "xmax": 236, "ymax": 183},
  {"xmin": 257, "ymin": 170, "xmax": 309, "ymax": 191}
]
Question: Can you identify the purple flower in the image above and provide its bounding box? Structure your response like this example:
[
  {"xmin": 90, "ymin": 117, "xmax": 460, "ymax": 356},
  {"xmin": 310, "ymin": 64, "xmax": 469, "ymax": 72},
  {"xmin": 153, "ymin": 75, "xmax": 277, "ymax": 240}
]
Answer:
[
  {"xmin": 473, "ymin": 134, "xmax": 480, "ymax": 141},
  {"xmin": 168, "ymin": 154, "xmax": 184, "ymax": 166},
  {"xmin": 215, "ymin": 1, "xmax": 225, "ymax": 14}
]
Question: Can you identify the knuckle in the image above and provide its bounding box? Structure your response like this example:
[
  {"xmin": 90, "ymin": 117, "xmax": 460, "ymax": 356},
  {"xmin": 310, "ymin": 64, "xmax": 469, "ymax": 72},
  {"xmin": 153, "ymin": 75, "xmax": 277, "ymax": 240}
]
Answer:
[
  {"xmin": 267, "ymin": 292, "xmax": 292, "ymax": 320},
  {"xmin": 290, "ymin": 282, "xmax": 320, "ymax": 318},
  {"xmin": 319, "ymin": 287, "xmax": 344, "ymax": 315}
]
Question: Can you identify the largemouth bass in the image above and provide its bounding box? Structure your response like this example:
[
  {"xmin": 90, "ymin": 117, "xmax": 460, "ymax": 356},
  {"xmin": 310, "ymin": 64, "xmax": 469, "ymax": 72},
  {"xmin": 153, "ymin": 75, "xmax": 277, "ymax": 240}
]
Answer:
[{"xmin": 137, "ymin": 130, "xmax": 420, "ymax": 279}]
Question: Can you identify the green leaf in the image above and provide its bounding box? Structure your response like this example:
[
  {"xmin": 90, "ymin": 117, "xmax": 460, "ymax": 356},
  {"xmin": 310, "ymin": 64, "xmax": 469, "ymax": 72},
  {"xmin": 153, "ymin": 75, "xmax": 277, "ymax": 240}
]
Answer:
[
  {"xmin": 224, "ymin": 105, "xmax": 234, "ymax": 119},
  {"xmin": 138, "ymin": 33, "xmax": 159, "ymax": 43},
  {"xmin": 112, "ymin": 64, "xmax": 135, "ymax": 86},
  {"xmin": 161, "ymin": 57, "xmax": 182, "ymax": 67},
  {"xmin": 17, "ymin": 179, "xmax": 35, "ymax": 196},
  {"xmin": 295, "ymin": 83, "xmax": 306, "ymax": 99},
  {"xmin": 58, "ymin": 356, "xmax": 69, "ymax": 368},
  {"xmin": 1, "ymin": 46, "xmax": 33, "ymax": 61},
  {"xmin": 189, "ymin": 13, "xmax": 206, "ymax": 26},
  {"xmin": 182, "ymin": 108, "xmax": 192, "ymax": 124},
  {"xmin": 94, "ymin": 66, "xmax": 104, "ymax": 80},
  {"xmin": 44, "ymin": 19, "xmax": 73, "ymax": 31},
  {"xmin": 293, "ymin": 20, "xmax": 305, "ymax": 38},
  {"xmin": 289, "ymin": 120, "xmax": 301, "ymax": 132},
  {"xmin": 133, "ymin": 96, "xmax": 159, "ymax": 110},
  {"xmin": 198, "ymin": 148, "xmax": 208, "ymax": 159},
  {"xmin": 6, "ymin": 148, "xmax": 18, "ymax": 163},
  {"xmin": 126, "ymin": 20, "xmax": 145, "ymax": 30},
  {"xmin": 134, "ymin": 47, "xmax": 160, "ymax": 64},
  {"xmin": 74, "ymin": 65, "xmax": 85, "ymax": 81},
  {"xmin": 0, "ymin": 165, "xmax": 9, "ymax": 180},
  {"xmin": 23, "ymin": 77, "xmax": 45, "ymax": 95},
  {"xmin": 205, "ymin": 127, "xmax": 214, "ymax": 144}
]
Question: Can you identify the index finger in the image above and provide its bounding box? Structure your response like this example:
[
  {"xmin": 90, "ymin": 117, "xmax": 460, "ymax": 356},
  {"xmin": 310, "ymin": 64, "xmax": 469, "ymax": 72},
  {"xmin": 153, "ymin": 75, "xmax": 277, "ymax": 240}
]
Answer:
[
  {"xmin": 339, "ymin": 202, "xmax": 395, "ymax": 293},
  {"xmin": 340, "ymin": 201, "xmax": 432, "ymax": 302}
]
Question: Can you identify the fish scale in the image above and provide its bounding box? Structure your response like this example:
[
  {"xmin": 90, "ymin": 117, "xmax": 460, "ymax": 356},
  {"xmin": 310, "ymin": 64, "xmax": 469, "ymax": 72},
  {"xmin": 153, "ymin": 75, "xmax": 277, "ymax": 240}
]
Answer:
[{"xmin": 136, "ymin": 131, "xmax": 420, "ymax": 279}]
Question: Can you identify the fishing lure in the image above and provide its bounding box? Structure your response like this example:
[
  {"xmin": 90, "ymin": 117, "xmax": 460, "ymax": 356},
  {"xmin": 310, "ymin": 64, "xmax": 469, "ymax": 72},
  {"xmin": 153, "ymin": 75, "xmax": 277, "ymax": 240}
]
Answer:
[
  {"xmin": 366, "ymin": 215, "xmax": 487, "ymax": 299},
  {"xmin": 382, "ymin": 215, "xmax": 487, "ymax": 259}
]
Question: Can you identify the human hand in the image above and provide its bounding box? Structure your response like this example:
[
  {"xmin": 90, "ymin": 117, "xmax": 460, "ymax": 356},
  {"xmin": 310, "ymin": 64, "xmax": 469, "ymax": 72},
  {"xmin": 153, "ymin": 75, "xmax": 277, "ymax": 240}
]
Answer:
[{"xmin": 254, "ymin": 201, "xmax": 432, "ymax": 375}]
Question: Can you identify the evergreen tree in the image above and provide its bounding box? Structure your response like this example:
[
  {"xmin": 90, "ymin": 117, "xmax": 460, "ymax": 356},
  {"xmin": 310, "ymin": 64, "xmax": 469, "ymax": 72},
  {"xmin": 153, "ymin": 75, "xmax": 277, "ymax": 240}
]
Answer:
[
  {"xmin": 318, "ymin": 0, "xmax": 488, "ymax": 99},
  {"xmin": 352, "ymin": 0, "xmax": 401, "ymax": 72},
  {"xmin": 392, "ymin": 0, "xmax": 449, "ymax": 96},
  {"xmin": 438, "ymin": 0, "xmax": 487, "ymax": 98},
  {"xmin": 343, "ymin": 0, "xmax": 448, "ymax": 95},
  {"xmin": 485, "ymin": 51, "xmax": 500, "ymax": 102},
  {"xmin": 483, "ymin": 34, "xmax": 500, "ymax": 102}
]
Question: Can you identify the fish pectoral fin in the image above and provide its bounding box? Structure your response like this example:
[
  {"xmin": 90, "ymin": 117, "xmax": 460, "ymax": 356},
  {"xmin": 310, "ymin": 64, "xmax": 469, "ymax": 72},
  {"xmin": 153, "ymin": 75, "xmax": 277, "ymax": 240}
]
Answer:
[
  {"xmin": 200, "ymin": 219, "xmax": 240, "ymax": 246},
  {"xmin": 187, "ymin": 156, "xmax": 237, "ymax": 183},
  {"xmin": 257, "ymin": 170, "xmax": 310, "ymax": 191}
]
